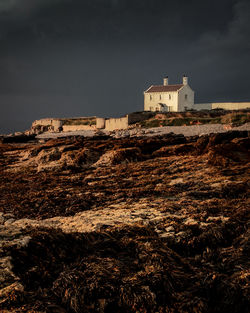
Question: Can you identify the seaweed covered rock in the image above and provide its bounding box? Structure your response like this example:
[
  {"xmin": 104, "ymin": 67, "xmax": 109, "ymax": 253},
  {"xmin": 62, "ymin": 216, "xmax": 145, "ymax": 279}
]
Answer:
[
  {"xmin": 152, "ymin": 143, "xmax": 195, "ymax": 157},
  {"xmin": 2, "ymin": 226, "xmax": 194, "ymax": 312},
  {"xmin": 0, "ymin": 128, "xmax": 249, "ymax": 312},
  {"xmin": 94, "ymin": 147, "xmax": 143, "ymax": 167},
  {"xmin": 2, "ymin": 219, "xmax": 249, "ymax": 313},
  {"xmin": 207, "ymin": 137, "xmax": 250, "ymax": 167},
  {"xmin": 0, "ymin": 134, "xmax": 36, "ymax": 144}
]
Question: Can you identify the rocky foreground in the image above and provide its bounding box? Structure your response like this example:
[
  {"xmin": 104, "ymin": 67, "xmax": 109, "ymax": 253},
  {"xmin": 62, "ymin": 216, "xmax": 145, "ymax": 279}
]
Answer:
[{"xmin": 0, "ymin": 130, "xmax": 249, "ymax": 312}]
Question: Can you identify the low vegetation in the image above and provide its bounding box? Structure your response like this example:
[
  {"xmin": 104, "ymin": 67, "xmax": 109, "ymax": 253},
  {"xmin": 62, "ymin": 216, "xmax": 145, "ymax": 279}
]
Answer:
[
  {"xmin": 63, "ymin": 117, "xmax": 96, "ymax": 126},
  {"xmin": 138, "ymin": 110, "xmax": 250, "ymax": 128}
]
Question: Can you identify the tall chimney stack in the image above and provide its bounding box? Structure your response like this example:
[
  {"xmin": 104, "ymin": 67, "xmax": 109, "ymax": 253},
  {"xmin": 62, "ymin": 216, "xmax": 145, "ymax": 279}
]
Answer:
[
  {"xmin": 163, "ymin": 76, "xmax": 168, "ymax": 86},
  {"xmin": 183, "ymin": 75, "xmax": 188, "ymax": 85}
]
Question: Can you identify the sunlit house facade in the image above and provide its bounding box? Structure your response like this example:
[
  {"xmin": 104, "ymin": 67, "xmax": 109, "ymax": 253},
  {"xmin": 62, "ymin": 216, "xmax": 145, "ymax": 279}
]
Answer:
[{"xmin": 144, "ymin": 76, "xmax": 194, "ymax": 112}]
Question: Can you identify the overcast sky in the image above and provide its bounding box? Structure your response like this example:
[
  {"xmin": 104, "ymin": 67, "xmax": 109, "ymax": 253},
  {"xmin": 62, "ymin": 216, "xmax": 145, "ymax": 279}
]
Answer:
[{"xmin": 0, "ymin": 0, "xmax": 250, "ymax": 133}]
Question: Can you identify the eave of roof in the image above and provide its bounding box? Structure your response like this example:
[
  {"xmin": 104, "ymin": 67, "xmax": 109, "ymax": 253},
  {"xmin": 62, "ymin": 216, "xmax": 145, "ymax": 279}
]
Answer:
[{"xmin": 145, "ymin": 84, "xmax": 184, "ymax": 93}]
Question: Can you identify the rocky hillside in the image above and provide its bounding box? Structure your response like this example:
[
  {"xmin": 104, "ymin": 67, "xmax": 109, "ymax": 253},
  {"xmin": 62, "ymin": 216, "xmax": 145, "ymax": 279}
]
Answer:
[{"xmin": 0, "ymin": 131, "xmax": 249, "ymax": 312}]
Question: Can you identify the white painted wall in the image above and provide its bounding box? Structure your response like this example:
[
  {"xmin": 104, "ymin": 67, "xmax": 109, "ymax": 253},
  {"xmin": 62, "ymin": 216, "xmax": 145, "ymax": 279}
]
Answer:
[
  {"xmin": 177, "ymin": 85, "xmax": 194, "ymax": 111},
  {"xmin": 144, "ymin": 91, "xmax": 178, "ymax": 112},
  {"xmin": 144, "ymin": 85, "xmax": 194, "ymax": 112}
]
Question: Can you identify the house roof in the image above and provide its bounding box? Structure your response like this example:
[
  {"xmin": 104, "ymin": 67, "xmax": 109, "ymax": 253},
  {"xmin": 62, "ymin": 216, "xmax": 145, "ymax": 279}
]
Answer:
[{"xmin": 145, "ymin": 84, "xmax": 184, "ymax": 93}]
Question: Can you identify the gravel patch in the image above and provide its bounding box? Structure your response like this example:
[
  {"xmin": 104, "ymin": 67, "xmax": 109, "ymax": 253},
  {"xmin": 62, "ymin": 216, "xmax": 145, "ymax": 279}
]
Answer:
[
  {"xmin": 36, "ymin": 123, "xmax": 250, "ymax": 139},
  {"xmin": 144, "ymin": 123, "xmax": 250, "ymax": 137}
]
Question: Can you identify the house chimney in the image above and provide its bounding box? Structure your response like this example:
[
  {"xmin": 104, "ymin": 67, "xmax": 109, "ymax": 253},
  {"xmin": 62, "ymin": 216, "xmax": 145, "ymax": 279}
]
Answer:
[
  {"xmin": 183, "ymin": 75, "xmax": 188, "ymax": 85},
  {"xmin": 163, "ymin": 76, "xmax": 168, "ymax": 86}
]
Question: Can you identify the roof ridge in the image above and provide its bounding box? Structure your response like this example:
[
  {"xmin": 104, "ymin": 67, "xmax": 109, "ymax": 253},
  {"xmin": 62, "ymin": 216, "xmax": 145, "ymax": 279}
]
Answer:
[
  {"xmin": 152, "ymin": 83, "xmax": 183, "ymax": 86},
  {"xmin": 145, "ymin": 84, "xmax": 184, "ymax": 93}
]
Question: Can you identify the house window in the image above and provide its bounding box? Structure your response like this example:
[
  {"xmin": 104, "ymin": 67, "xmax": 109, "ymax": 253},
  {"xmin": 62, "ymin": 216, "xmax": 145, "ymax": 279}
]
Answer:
[
  {"xmin": 150, "ymin": 95, "xmax": 152, "ymax": 101},
  {"xmin": 159, "ymin": 95, "xmax": 161, "ymax": 100},
  {"xmin": 185, "ymin": 94, "xmax": 188, "ymax": 100},
  {"xmin": 169, "ymin": 94, "xmax": 171, "ymax": 100}
]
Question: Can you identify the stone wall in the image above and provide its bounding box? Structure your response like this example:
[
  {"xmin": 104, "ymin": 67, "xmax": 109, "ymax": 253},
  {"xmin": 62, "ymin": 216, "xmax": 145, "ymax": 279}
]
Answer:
[
  {"xmin": 96, "ymin": 113, "xmax": 154, "ymax": 131},
  {"xmin": 105, "ymin": 116, "xmax": 129, "ymax": 131},
  {"xmin": 96, "ymin": 118, "xmax": 106, "ymax": 129},
  {"xmin": 211, "ymin": 102, "xmax": 250, "ymax": 110},
  {"xmin": 62, "ymin": 125, "xmax": 96, "ymax": 132},
  {"xmin": 194, "ymin": 102, "xmax": 250, "ymax": 111},
  {"xmin": 193, "ymin": 103, "xmax": 212, "ymax": 111},
  {"xmin": 31, "ymin": 118, "xmax": 63, "ymax": 132},
  {"xmin": 32, "ymin": 118, "xmax": 96, "ymax": 133},
  {"xmin": 32, "ymin": 118, "xmax": 55, "ymax": 127},
  {"xmin": 52, "ymin": 120, "xmax": 63, "ymax": 131}
]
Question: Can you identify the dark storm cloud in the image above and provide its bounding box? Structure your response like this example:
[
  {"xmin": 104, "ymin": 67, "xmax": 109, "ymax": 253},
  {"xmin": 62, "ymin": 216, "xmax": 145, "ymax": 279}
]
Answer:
[
  {"xmin": 187, "ymin": 0, "xmax": 250, "ymax": 100},
  {"xmin": 0, "ymin": 0, "xmax": 249, "ymax": 133},
  {"xmin": 0, "ymin": 0, "xmax": 236, "ymax": 42}
]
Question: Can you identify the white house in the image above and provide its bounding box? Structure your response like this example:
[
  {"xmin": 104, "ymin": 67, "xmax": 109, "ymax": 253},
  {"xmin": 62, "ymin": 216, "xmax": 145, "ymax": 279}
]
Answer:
[{"xmin": 144, "ymin": 75, "xmax": 194, "ymax": 112}]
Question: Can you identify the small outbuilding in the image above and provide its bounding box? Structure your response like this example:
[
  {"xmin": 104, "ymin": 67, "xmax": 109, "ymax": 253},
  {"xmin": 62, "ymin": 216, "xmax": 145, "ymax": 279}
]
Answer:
[{"xmin": 144, "ymin": 75, "xmax": 194, "ymax": 112}]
